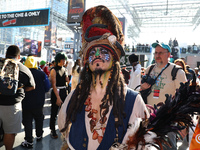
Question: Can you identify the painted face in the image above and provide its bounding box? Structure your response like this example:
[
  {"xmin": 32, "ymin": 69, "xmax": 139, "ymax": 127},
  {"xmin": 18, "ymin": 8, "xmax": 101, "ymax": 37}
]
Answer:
[
  {"xmin": 154, "ymin": 46, "xmax": 170, "ymax": 67},
  {"xmin": 88, "ymin": 47, "xmax": 113, "ymax": 72}
]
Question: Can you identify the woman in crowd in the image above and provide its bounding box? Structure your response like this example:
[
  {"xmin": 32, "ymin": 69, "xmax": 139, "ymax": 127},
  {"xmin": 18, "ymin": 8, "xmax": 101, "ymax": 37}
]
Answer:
[
  {"xmin": 49, "ymin": 52, "xmax": 69, "ymax": 139},
  {"xmin": 174, "ymin": 58, "xmax": 191, "ymax": 81},
  {"xmin": 71, "ymin": 58, "xmax": 81, "ymax": 91}
]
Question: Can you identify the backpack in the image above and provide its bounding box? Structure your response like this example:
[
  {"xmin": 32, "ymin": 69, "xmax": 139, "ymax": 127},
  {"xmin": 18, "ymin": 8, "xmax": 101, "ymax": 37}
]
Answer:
[
  {"xmin": 0, "ymin": 58, "xmax": 19, "ymax": 95},
  {"xmin": 147, "ymin": 63, "xmax": 181, "ymax": 81}
]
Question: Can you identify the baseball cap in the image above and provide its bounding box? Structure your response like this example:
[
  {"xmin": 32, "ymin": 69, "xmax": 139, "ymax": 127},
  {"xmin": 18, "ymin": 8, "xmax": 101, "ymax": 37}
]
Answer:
[{"xmin": 152, "ymin": 42, "xmax": 171, "ymax": 53}]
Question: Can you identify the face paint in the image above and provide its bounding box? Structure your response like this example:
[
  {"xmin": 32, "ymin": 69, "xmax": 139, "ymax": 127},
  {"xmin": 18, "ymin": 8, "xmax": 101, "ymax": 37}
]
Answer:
[
  {"xmin": 95, "ymin": 48, "xmax": 100, "ymax": 56},
  {"xmin": 104, "ymin": 53, "xmax": 110, "ymax": 61},
  {"xmin": 89, "ymin": 55, "xmax": 93, "ymax": 63},
  {"xmin": 89, "ymin": 47, "xmax": 111, "ymax": 65}
]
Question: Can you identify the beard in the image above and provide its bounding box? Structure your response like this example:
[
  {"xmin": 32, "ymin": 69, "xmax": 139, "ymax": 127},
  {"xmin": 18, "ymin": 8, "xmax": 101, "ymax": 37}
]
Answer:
[
  {"xmin": 156, "ymin": 61, "xmax": 163, "ymax": 66},
  {"xmin": 155, "ymin": 57, "xmax": 163, "ymax": 67},
  {"xmin": 93, "ymin": 68, "xmax": 106, "ymax": 79}
]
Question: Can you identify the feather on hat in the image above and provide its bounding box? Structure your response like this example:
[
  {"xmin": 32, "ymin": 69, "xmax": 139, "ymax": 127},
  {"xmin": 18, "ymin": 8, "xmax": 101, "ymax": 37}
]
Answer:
[{"xmin": 80, "ymin": 5, "xmax": 125, "ymax": 64}]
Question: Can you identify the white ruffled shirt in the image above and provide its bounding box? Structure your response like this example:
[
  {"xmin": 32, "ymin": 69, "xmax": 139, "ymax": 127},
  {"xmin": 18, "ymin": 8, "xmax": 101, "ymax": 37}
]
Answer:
[{"xmin": 58, "ymin": 85, "xmax": 149, "ymax": 150}]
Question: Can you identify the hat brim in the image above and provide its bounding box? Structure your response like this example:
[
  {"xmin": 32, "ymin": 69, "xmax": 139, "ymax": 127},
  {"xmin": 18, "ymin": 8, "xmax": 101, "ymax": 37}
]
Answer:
[
  {"xmin": 152, "ymin": 42, "xmax": 171, "ymax": 53},
  {"xmin": 82, "ymin": 38, "xmax": 124, "ymax": 64},
  {"xmin": 152, "ymin": 43, "xmax": 160, "ymax": 48}
]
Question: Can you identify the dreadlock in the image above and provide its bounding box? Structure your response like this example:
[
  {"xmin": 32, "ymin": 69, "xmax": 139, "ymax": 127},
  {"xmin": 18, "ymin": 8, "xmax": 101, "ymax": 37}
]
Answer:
[{"xmin": 60, "ymin": 61, "xmax": 126, "ymax": 137}]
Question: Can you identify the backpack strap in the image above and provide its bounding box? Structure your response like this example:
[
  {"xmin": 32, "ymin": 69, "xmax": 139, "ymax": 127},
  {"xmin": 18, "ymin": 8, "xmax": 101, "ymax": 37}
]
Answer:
[
  {"xmin": 171, "ymin": 65, "xmax": 181, "ymax": 81},
  {"xmin": 147, "ymin": 64, "xmax": 155, "ymax": 77},
  {"xmin": 134, "ymin": 64, "xmax": 155, "ymax": 91}
]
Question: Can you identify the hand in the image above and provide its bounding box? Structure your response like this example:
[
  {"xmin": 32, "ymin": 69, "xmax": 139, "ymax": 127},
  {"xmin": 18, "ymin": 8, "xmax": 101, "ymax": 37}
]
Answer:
[
  {"xmin": 140, "ymin": 83, "xmax": 151, "ymax": 91},
  {"xmin": 56, "ymin": 97, "xmax": 63, "ymax": 106}
]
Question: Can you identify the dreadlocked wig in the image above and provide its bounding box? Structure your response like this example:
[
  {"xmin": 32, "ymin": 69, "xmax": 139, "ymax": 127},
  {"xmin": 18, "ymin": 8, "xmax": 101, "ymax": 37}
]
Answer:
[
  {"xmin": 60, "ymin": 5, "xmax": 127, "ymax": 142},
  {"xmin": 61, "ymin": 61, "xmax": 126, "ymax": 134}
]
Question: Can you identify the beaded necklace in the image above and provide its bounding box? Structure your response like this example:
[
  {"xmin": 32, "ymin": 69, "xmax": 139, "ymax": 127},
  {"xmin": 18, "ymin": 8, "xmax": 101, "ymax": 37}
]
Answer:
[{"xmin": 84, "ymin": 92, "xmax": 108, "ymax": 144}]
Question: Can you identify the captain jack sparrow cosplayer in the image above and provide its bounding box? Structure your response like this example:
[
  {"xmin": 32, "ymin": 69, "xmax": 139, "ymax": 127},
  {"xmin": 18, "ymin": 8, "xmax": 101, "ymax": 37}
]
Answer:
[{"xmin": 58, "ymin": 5, "xmax": 149, "ymax": 150}]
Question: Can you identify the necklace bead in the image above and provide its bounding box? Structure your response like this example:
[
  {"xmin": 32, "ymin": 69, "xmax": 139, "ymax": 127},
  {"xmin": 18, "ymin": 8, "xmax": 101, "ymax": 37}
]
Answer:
[{"xmin": 84, "ymin": 93, "xmax": 109, "ymax": 144}]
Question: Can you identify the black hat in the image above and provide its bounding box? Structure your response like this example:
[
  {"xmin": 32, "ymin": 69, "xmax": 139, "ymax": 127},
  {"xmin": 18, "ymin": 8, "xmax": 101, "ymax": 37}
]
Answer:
[{"xmin": 129, "ymin": 54, "xmax": 138, "ymax": 64}]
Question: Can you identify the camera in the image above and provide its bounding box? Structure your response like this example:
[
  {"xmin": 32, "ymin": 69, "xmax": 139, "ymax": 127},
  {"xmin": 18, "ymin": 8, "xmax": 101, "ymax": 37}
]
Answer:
[{"xmin": 141, "ymin": 75, "xmax": 155, "ymax": 85}]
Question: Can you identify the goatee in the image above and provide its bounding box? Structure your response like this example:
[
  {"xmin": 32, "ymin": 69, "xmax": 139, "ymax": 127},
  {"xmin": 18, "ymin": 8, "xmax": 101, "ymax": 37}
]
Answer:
[{"xmin": 93, "ymin": 69, "xmax": 106, "ymax": 78}]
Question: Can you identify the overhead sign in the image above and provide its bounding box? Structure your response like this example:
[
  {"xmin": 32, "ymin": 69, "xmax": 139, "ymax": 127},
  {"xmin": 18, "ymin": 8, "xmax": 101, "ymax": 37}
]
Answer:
[
  {"xmin": 118, "ymin": 17, "xmax": 126, "ymax": 35},
  {"xmin": 0, "ymin": 8, "xmax": 50, "ymax": 28},
  {"xmin": 44, "ymin": 22, "xmax": 57, "ymax": 47},
  {"xmin": 67, "ymin": 0, "xmax": 85, "ymax": 23}
]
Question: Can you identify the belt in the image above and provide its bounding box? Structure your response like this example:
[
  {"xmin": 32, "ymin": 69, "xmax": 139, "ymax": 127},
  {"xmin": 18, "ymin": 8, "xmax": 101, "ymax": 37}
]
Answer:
[{"xmin": 56, "ymin": 86, "xmax": 66, "ymax": 89}]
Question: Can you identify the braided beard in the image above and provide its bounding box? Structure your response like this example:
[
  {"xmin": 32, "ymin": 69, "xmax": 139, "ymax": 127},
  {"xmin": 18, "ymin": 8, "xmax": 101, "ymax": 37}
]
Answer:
[{"xmin": 93, "ymin": 69, "xmax": 106, "ymax": 80}]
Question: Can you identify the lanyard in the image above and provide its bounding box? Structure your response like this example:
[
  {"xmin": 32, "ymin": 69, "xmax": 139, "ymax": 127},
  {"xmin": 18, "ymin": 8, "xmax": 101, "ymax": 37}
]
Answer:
[{"xmin": 154, "ymin": 63, "xmax": 170, "ymax": 86}]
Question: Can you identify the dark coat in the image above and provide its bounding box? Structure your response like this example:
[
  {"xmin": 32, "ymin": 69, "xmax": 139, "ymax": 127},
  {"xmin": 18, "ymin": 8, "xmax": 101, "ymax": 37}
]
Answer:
[{"xmin": 22, "ymin": 68, "xmax": 50, "ymax": 110}]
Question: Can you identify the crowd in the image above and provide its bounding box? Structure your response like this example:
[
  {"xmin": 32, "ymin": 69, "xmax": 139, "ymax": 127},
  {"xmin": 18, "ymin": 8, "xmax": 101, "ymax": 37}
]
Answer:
[
  {"xmin": 0, "ymin": 5, "xmax": 200, "ymax": 150},
  {"xmin": 0, "ymin": 46, "xmax": 81, "ymax": 149}
]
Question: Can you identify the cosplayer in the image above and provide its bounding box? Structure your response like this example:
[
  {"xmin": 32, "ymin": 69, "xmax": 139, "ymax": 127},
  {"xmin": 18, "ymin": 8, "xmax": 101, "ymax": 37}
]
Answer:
[{"xmin": 58, "ymin": 5, "xmax": 149, "ymax": 150}]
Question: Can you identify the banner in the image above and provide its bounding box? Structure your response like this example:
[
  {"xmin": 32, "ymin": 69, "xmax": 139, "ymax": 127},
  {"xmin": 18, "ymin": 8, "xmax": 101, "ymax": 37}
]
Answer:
[
  {"xmin": 21, "ymin": 38, "xmax": 41, "ymax": 57},
  {"xmin": 44, "ymin": 23, "xmax": 51, "ymax": 46},
  {"xmin": 0, "ymin": 8, "xmax": 50, "ymax": 28},
  {"xmin": 44, "ymin": 22, "xmax": 57, "ymax": 47},
  {"xmin": 118, "ymin": 18, "xmax": 126, "ymax": 35},
  {"xmin": 67, "ymin": 0, "xmax": 85, "ymax": 23},
  {"xmin": 51, "ymin": 22, "xmax": 57, "ymax": 46}
]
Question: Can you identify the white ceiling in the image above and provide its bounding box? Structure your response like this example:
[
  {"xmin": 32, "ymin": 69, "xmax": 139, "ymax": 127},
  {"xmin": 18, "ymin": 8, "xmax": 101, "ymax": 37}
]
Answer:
[{"xmin": 86, "ymin": 0, "xmax": 200, "ymax": 45}]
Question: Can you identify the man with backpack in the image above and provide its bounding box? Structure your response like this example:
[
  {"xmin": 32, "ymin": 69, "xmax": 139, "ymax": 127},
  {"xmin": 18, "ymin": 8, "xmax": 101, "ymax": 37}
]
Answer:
[
  {"xmin": 140, "ymin": 41, "xmax": 187, "ymax": 150},
  {"xmin": 0, "ymin": 45, "xmax": 35, "ymax": 150}
]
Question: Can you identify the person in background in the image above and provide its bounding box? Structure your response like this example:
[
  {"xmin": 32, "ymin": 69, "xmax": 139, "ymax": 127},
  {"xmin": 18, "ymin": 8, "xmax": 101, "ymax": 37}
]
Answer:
[
  {"xmin": 49, "ymin": 60, "xmax": 56, "ymax": 71},
  {"xmin": 194, "ymin": 67, "xmax": 200, "ymax": 78},
  {"xmin": 169, "ymin": 55, "xmax": 174, "ymax": 63},
  {"xmin": 127, "ymin": 53, "xmax": 141, "ymax": 91},
  {"xmin": 121, "ymin": 64, "xmax": 130, "ymax": 85},
  {"xmin": 66, "ymin": 58, "xmax": 74, "ymax": 93},
  {"xmin": 141, "ymin": 67, "xmax": 146, "ymax": 78},
  {"xmin": 180, "ymin": 57, "xmax": 196, "ymax": 81},
  {"xmin": 49, "ymin": 52, "xmax": 69, "ymax": 139},
  {"xmin": 174, "ymin": 58, "xmax": 192, "ymax": 81},
  {"xmin": 141, "ymin": 42, "xmax": 187, "ymax": 150},
  {"xmin": 0, "ymin": 45, "xmax": 35, "ymax": 150},
  {"xmin": 58, "ymin": 5, "xmax": 149, "ymax": 150},
  {"xmin": 194, "ymin": 67, "xmax": 200, "ymax": 85},
  {"xmin": 20, "ymin": 57, "xmax": 26, "ymax": 64},
  {"xmin": 21, "ymin": 56, "xmax": 50, "ymax": 148},
  {"xmin": 71, "ymin": 58, "xmax": 81, "ymax": 91},
  {"xmin": 169, "ymin": 38, "xmax": 172, "ymax": 47},
  {"xmin": 40, "ymin": 60, "xmax": 50, "ymax": 77}
]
